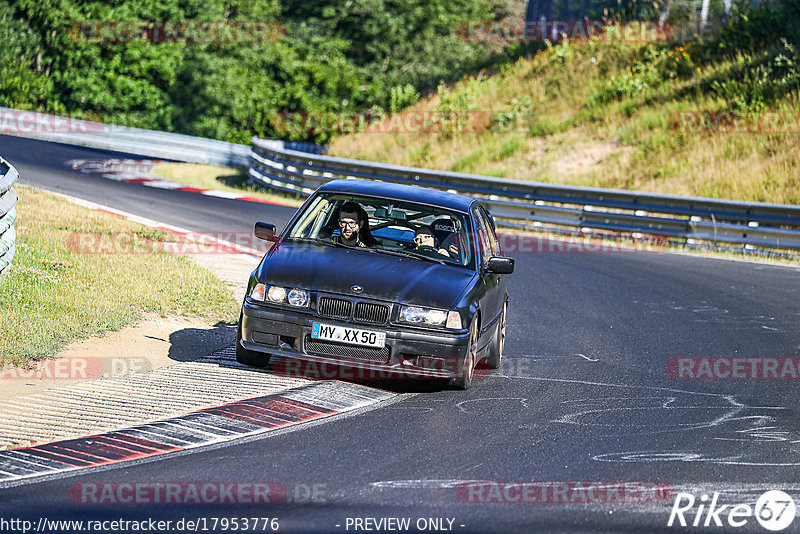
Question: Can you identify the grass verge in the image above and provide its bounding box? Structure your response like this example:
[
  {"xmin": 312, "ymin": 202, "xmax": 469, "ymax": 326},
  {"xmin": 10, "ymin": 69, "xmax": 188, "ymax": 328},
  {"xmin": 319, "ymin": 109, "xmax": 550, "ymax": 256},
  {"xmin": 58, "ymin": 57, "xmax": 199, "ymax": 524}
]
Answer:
[
  {"xmin": 0, "ymin": 185, "xmax": 239, "ymax": 369},
  {"xmin": 153, "ymin": 163, "xmax": 303, "ymax": 207}
]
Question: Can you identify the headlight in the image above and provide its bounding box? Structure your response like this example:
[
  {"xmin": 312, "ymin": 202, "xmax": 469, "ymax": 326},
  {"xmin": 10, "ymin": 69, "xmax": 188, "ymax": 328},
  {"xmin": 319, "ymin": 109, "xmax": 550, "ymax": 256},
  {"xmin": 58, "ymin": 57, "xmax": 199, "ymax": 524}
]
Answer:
[
  {"xmin": 399, "ymin": 306, "xmax": 461, "ymax": 329},
  {"xmin": 251, "ymin": 284, "xmax": 309, "ymax": 308},
  {"xmin": 267, "ymin": 286, "xmax": 287, "ymax": 303},
  {"xmin": 287, "ymin": 288, "xmax": 309, "ymax": 307}
]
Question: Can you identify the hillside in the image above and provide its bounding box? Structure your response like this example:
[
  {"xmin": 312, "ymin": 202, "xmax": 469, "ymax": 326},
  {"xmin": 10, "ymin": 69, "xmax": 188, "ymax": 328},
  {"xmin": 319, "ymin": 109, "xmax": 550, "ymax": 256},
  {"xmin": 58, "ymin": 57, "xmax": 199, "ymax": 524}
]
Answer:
[{"xmin": 330, "ymin": 1, "xmax": 800, "ymax": 204}]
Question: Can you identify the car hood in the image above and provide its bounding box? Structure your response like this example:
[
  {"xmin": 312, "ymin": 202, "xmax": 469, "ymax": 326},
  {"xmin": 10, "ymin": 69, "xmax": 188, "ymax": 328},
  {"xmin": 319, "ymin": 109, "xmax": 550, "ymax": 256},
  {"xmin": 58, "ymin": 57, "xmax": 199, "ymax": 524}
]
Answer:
[{"xmin": 259, "ymin": 242, "xmax": 476, "ymax": 310}]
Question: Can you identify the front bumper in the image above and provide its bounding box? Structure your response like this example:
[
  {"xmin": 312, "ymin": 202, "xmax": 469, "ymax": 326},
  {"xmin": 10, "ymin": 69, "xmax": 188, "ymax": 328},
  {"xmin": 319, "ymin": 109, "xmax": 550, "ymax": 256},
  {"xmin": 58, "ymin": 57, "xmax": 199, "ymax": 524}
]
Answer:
[{"xmin": 240, "ymin": 300, "xmax": 470, "ymax": 380}]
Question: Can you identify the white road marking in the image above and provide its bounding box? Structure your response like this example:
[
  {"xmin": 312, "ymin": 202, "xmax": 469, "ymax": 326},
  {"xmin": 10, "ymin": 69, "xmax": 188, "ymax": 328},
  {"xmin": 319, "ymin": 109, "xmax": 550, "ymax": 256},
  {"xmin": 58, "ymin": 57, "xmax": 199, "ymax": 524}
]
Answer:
[{"xmin": 35, "ymin": 188, "xmax": 264, "ymax": 258}]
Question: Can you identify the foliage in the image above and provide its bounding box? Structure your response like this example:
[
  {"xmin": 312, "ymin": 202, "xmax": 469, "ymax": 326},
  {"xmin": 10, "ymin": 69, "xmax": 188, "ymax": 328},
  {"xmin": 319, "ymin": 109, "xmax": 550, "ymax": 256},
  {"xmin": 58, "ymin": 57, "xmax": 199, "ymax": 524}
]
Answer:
[
  {"xmin": 1, "ymin": 0, "xmax": 508, "ymax": 143},
  {"xmin": 5, "ymin": 0, "xmax": 798, "ymax": 146},
  {"xmin": 0, "ymin": 3, "xmax": 55, "ymax": 109},
  {"xmin": 709, "ymin": 42, "xmax": 800, "ymax": 113},
  {"xmin": 490, "ymin": 96, "xmax": 532, "ymax": 132},
  {"xmin": 390, "ymin": 84, "xmax": 420, "ymax": 113}
]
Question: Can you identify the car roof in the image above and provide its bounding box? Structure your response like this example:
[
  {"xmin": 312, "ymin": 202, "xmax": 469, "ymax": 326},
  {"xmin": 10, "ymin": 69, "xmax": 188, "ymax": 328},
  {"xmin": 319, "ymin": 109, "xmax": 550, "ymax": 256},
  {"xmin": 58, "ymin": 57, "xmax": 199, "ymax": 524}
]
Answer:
[{"xmin": 317, "ymin": 179, "xmax": 477, "ymax": 212}]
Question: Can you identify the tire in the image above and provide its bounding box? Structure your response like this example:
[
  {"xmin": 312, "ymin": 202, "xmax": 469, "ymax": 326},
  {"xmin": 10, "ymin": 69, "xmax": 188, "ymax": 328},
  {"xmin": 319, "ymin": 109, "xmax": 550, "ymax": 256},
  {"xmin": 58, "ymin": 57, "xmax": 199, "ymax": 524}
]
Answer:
[
  {"xmin": 449, "ymin": 317, "xmax": 478, "ymax": 390},
  {"xmin": 235, "ymin": 317, "xmax": 271, "ymax": 368},
  {"xmin": 485, "ymin": 301, "xmax": 507, "ymax": 370}
]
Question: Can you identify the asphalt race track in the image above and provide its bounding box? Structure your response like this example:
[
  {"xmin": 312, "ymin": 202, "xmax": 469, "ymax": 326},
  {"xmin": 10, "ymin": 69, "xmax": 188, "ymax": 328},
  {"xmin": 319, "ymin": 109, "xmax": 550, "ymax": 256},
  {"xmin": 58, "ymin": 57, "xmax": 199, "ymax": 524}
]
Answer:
[
  {"xmin": 2, "ymin": 134, "xmax": 800, "ymax": 533},
  {"xmin": 0, "ymin": 135, "xmax": 299, "ymax": 235}
]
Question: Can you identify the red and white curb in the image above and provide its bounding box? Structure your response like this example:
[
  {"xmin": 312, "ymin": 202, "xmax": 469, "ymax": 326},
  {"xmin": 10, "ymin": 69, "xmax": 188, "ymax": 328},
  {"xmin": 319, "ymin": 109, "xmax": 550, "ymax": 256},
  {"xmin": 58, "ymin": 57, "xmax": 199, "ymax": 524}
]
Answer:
[
  {"xmin": 68, "ymin": 158, "xmax": 292, "ymax": 206},
  {"xmin": 46, "ymin": 189, "xmax": 267, "ymax": 259},
  {"xmin": 0, "ymin": 380, "xmax": 394, "ymax": 485}
]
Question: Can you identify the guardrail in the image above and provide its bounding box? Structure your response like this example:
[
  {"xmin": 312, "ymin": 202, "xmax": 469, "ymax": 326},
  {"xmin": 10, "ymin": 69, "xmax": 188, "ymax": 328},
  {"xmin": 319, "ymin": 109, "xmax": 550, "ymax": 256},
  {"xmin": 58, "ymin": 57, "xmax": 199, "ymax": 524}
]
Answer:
[
  {"xmin": 0, "ymin": 156, "xmax": 19, "ymax": 277},
  {"xmin": 0, "ymin": 108, "xmax": 324, "ymax": 167},
  {"xmin": 250, "ymin": 136, "xmax": 800, "ymax": 251}
]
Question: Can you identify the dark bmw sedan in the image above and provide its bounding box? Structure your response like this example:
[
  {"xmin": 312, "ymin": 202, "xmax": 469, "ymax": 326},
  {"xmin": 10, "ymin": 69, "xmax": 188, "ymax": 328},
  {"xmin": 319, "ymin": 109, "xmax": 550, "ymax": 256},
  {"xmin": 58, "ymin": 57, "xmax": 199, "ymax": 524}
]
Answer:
[{"xmin": 237, "ymin": 179, "xmax": 514, "ymax": 389}]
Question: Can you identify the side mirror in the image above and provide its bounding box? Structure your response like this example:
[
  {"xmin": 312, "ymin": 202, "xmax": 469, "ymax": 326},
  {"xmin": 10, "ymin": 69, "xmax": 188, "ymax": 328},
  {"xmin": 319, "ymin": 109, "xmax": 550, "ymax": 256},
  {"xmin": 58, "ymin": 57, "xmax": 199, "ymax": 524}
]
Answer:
[
  {"xmin": 254, "ymin": 222, "xmax": 279, "ymax": 242},
  {"xmin": 485, "ymin": 256, "xmax": 514, "ymax": 275}
]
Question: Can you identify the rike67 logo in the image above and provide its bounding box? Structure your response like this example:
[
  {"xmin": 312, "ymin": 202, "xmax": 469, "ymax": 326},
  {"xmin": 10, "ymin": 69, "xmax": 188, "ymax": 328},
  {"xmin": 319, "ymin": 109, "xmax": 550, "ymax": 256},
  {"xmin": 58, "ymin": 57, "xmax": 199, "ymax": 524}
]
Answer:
[{"xmin": 668, "ymin": 490, "xmax": 796, "ymax": 531}]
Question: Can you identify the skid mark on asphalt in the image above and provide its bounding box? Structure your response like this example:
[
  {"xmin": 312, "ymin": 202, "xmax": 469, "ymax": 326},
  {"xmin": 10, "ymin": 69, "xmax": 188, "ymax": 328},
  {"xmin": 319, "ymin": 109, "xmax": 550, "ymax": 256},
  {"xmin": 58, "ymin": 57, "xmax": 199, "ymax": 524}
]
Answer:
[
  {"xmin": 0, "ymin": 381, "xmax": 394, "ymax": 486},
  {"xmin": 637, "ymin": 298, "xmax": 791, "ymax": 330},
  {"xmin": 486, "ymin": 372, "xmax": 800, "ymax": 466},
  {"xmin": 456, "ymin": 397, "xmax": 530, "ymax": 414}
]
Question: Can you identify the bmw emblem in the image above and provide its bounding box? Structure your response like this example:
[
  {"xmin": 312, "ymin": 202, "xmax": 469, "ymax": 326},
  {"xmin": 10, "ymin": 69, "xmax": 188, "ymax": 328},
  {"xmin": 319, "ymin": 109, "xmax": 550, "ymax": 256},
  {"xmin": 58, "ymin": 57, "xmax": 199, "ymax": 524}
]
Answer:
[{"xmin": 351, "ymin": 285, "xmax": 363, "ymax": 293}]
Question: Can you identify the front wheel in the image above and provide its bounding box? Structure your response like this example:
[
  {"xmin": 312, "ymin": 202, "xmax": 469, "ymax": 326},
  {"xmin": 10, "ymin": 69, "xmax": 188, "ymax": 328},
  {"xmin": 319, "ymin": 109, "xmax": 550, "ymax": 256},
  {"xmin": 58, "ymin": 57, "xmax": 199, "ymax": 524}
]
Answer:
[
  {"xmin": 449, "ymin": 317, "xmax": 478, "ymax": 390},
  {"xmin": 235, "ymin": 316, "xmax": 271, "ymax": 368}
]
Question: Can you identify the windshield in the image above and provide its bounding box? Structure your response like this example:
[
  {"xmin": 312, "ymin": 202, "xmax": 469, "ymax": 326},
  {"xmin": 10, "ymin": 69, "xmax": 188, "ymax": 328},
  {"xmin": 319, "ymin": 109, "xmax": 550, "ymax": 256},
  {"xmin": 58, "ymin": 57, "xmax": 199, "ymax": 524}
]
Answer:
[{"xmin": 285, "ymin": 193, "xmax": 475, "ymax": 269}]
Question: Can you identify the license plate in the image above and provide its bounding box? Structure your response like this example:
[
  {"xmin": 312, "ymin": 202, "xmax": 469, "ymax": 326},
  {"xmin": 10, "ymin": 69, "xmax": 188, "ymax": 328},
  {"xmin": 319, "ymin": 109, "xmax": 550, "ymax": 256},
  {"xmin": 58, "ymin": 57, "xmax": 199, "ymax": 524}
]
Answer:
[{"xmin": 311, "ymin": 322, "xmax": 386, "ymax": 348}]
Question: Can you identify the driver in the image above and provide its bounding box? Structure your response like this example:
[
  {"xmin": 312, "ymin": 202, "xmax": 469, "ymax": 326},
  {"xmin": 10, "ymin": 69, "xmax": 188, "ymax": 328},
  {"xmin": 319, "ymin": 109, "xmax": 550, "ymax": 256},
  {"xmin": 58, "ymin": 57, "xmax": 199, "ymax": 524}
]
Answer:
[
  {"xmin": 413, "ymin": 225, "xmax": 450, "ymax": 257},
  {"xmin": 332, "ymin": 201, "xmax": 369, "ymax": 248}
]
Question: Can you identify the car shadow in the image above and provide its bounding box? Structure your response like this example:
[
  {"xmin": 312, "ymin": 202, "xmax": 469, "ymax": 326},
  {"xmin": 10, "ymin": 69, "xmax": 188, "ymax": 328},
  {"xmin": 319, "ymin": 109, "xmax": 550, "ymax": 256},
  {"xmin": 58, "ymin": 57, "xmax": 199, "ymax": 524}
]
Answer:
[
  {"xmin": 203, "ymin": 343, "xmax": 496, "ymax": 395},
  {"xmin": 167, "ymin": 321, "xmax": 237, "ymax": 362},
  {"xmin": 259, "ymin": 357, "xmax": 442, "ymax": 393}
]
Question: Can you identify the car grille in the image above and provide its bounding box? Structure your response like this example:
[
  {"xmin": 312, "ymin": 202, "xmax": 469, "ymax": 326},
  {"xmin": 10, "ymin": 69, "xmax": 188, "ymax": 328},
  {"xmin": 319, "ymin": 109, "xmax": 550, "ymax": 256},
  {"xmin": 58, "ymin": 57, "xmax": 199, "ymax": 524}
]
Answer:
[
  {"xmin": 317, "ymin": 297, "xmax": 389, "ymax": 324},
  {"xmin": 317, "ymin": 297, "xmax": 352, "ymax": 319},
  {"xmin": 354, "ymin": 302, "xmax": 389, "ymax": 324},
  {"xmin": 304, "ymin": 336, "xmax": 390, "ymax": 364}
]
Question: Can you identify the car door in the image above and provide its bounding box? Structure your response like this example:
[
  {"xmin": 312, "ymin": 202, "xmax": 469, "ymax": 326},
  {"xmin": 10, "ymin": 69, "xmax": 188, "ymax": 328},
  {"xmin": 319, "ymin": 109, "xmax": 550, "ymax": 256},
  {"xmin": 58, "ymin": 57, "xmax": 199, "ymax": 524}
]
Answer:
[{"xmin": 472, "ymin": 205, "xmax": 504, "ymax": 345}]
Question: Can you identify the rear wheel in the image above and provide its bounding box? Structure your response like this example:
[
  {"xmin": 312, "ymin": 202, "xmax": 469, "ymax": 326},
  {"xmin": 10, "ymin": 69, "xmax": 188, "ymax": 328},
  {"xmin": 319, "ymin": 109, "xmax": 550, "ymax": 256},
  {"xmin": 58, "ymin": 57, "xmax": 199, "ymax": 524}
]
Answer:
[
  {"xmin": 235, "ymin": 316, "xmax": 271, "ymax": 368},
  {"xmin": 449, "ymin": 317, "xmax": 478, "ymax": 390},
  {"xmin": 485, "ymin": 301, "xmax": 506, "ymax": 370}
]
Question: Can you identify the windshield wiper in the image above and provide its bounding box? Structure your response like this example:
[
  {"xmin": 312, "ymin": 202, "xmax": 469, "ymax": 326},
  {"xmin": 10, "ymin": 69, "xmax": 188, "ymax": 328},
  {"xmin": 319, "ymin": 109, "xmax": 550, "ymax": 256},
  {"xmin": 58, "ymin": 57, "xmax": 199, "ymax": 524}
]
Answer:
[
  {"xmin": 290, "ymin": 237, "xmax": 367, "ymax": 251},
  {"xmin": 372, "ymin": 247, "xmax": 446, "ymax": 265},
  {"xmin": 287, "ymin": 238, "xmax": 445, "ymax": 264},
  {"xmin": 327, "ymin": 240, "xmax": 362, "ymax": 249}
]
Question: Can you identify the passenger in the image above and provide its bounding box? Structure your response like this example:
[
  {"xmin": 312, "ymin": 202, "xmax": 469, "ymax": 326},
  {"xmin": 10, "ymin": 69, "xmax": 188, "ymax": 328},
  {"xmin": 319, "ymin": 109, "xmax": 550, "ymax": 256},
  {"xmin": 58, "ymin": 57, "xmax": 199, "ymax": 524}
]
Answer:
[{"xmin": 413, "ymin": 225, "xmax": 450, "ymax": 257}]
